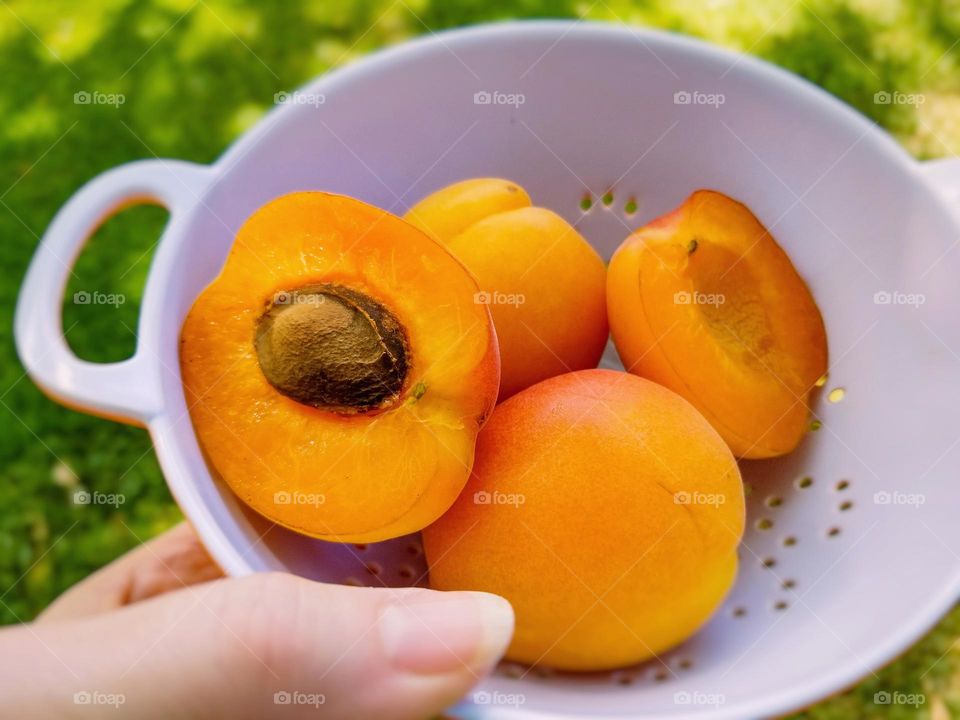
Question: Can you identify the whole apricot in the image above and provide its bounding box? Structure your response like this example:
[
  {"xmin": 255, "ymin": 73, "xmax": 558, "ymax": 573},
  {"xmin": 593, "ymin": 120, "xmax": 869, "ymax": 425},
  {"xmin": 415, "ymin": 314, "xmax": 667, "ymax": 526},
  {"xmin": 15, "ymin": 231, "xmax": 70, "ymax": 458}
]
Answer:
[
  {"xmin": 404, "ymin": 177, "xmax": 531, "ymax": 243},
  {"xmin": 180, "ymin": 192, "xmax": 500, "ymax": 543},
  {"xmin": 422, "ymin": 369, "xmax": 744, "ymax": 671},
  {"xmin": 405, "ymin": 179, "xmax": 608, "ymax": 400},
  {"xmin": 607, "ymin": 190, "xmax": 828, "ymax": 458}
]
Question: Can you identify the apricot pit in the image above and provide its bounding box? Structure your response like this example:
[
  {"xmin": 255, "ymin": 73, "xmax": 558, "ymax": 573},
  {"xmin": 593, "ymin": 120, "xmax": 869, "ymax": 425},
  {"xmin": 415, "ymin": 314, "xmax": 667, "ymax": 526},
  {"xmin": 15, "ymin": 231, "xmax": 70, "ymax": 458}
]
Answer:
[{"xmin": 253, "ymin": 284, "xmax": 408, "ymax": 413}]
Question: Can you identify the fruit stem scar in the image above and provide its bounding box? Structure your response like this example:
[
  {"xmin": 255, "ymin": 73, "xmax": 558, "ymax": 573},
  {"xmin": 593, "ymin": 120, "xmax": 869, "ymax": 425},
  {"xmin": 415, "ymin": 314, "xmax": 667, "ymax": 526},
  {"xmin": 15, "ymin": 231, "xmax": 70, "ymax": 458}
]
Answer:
[{"xmin": 687, "ymin": 239, "xmax": 699, "ymax": 254}]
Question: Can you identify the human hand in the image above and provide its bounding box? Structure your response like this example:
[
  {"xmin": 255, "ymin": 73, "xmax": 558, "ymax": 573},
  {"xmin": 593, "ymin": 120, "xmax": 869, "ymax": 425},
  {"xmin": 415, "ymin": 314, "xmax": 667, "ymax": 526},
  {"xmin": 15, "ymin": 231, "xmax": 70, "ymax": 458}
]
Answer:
[{"xmin": 1, "ymin": 522, "xmax": 514, "ymax": 719}]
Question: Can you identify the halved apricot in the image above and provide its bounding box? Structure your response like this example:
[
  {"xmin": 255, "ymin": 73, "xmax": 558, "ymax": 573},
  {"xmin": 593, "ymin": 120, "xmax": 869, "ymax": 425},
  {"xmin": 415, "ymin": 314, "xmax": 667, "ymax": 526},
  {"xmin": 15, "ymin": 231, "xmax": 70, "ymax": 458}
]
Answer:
[
  {"xmin": 607, "ymin": 190, "xmax": 827, "ymax": 458},
  {"xmin": 406, "ymin": 179, "xmax": 608, "ymax": 400},
  {"xmin": 180, "ymin": 192, "xmax": 500, "ymax": 542}
]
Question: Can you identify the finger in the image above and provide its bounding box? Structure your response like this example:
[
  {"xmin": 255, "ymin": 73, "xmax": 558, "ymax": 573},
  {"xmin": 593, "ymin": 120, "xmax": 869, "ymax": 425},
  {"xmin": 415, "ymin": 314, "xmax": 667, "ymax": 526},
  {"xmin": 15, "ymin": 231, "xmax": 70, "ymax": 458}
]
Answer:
[
  {"xmin": 249, "ymin": 577, "xmax": 516, "ymax": 720},
  {"xmin": 5, "ymin": 572, "xmax": 513, "ymax": 720},
  {"xmin": 38, "ymin": 522, "xmax": 223, "ymax": 623}
]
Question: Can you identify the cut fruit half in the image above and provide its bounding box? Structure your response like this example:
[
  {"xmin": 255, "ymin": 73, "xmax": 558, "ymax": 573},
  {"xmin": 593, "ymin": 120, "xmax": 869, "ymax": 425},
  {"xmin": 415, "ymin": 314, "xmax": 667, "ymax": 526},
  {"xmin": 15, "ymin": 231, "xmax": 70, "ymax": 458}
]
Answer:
[
  {"xmin": 607, "ymin": 190, "xmax": 828, "ymax": 458},
  {"xmin": 181, "ymin": 192, "xmax": 500, "ymax": 542}
]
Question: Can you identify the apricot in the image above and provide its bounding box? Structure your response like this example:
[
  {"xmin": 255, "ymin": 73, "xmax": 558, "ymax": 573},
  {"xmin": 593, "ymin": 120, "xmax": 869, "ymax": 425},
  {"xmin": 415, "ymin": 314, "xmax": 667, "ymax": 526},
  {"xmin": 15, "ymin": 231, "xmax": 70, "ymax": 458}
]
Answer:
[
  {"xmin": 180, "ymin": 192, "xmax": 500, "ymax": 543},
  {"xmin": 405, "ymin": 179, "xmax": 608, "ymax": 400},
  {"xmin": 404, "ymin": 177, "xmax": 532, "ymax": 243},
  {"xmin": 423, "ymin": 369, "xmax": 745, "ymax": 671},
  {"xmin": 607, "ymin": 190, "xmax": 828, "ymax": 458}
]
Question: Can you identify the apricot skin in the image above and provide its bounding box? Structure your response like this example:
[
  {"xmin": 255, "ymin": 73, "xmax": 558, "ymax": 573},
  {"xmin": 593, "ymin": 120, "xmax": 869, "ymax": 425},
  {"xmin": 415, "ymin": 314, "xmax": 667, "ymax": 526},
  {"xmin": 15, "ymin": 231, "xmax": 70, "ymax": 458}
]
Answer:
[
  {"xmin": 180, "ymin": 192, "xmax": 500, "ymax": 543},
  {"xmin": 405, "ymin": 177, "xmax": 532, "ymax": 244},
  {"xmin": 406, "ymin": 179, "xmax": 608, "ymax": 400},
  {"xmin": 423, "ymin": 369, "xmax": 745, "ymax": 671},
  {"xmin": 607, "ymin": 190, "xmax": 828, "ymax": 458}
]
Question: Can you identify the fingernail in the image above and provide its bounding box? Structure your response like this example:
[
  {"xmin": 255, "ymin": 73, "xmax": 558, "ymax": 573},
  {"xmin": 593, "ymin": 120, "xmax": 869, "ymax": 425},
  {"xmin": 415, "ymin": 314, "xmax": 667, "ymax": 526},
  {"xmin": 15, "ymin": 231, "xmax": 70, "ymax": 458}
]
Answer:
[{"xmin": 379, "ymin": 590, "xmax": 514, "ymax": 674}]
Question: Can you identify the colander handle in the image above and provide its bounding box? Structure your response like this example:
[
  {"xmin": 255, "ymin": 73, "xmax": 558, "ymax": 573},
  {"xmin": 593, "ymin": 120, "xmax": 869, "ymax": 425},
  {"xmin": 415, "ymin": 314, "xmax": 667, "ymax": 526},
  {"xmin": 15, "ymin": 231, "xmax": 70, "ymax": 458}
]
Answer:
[
  {"xmin": 14, "ymin": 159, "xmax": 214, "ymax": 426},
  {"xmin": 922, "ymin": 157, "xmax": 960, "ymax": 206}
]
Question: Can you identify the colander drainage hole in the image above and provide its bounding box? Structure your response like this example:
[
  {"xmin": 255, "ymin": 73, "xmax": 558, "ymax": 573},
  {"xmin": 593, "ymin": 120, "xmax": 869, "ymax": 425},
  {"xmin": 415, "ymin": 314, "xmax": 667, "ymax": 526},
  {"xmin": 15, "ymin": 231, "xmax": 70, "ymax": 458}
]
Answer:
[
  {"xmin": 677, "ymin": 658, "xmax": 693, "ymax": 670},
  {"xmin": 354, "ymin": 543, "xmax": 367, "ymax": 551},
  {"xmin": 836, "ymin": 479, "xmax": 850, "ymax": 491},
  {"xmin": 774, "ymin": 600, "xmax": 789, "ymax": 611},
  {"xmin": 365, "ymin": 561, "xmax": 382, "ymax": 576},
  {"xmin": 653, "ymin": 669, "xmax": 670, "ymax": 683},
  {"xmin": 732, "ymin": 606, "xmax": 747, "ymax": 618},
  {"xmin": 398, "ymin": 564, "xmax": 415, "ymax": 580},
  {"xmin": 796, "ymin": 476, "xmax": 814, "ymax": 490},
  {"xmin": 762, "ymin": 557, "xmax": 777, "ymax": 569},
  {"xmin": 624, "ymin": 197, "xmax": 638, "ymax": 215},
  {"xmin": 602, "ymin": 190, "xmax": 614, "ymax": 207},
  {"xmin": 344, "ymin": 576, "xmax": 363, "ymax": 587},
  {"xmin": 579, "ymin": 193, "xmax": 593, "ymax": 212},
  {"xmin": 839, "ymin": 500, "xmax": 854, "ymax": 512},
  {"xmin": 827, "ymin": 526, "xmax": 842, "ymax": 538},
  {"xmin": 782, "ymin": 536, "xmax": 797, "ymax": 547},
  {"xmin": 756, "ymin": 518, "xmax": 773, "ymax": 531},
  {"xmin": 498, "ymin": 663, "xmax": 525, "ymax": 679},
  {"xmin": 782, "ymin": 579, "xmax": 796, "ymax": 590},
  {"xmin": 765, "ymin": 495, "xmax": 783, "ymax": 508},
  {"xmin": 405, "ymin": 542, "xmax": 422, "ymax": 557},
  {"xmin": 827, "ymin": 387, "xmax": 846, "ymax": 403}
]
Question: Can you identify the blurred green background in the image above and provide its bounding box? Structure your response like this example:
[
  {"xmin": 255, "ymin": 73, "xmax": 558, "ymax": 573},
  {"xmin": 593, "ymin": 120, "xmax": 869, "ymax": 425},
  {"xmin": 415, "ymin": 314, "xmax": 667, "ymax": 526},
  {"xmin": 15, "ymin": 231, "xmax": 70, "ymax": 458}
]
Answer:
[{"xmin": 1, "ymin": 0, "xmax": 959, "ymax": 717}]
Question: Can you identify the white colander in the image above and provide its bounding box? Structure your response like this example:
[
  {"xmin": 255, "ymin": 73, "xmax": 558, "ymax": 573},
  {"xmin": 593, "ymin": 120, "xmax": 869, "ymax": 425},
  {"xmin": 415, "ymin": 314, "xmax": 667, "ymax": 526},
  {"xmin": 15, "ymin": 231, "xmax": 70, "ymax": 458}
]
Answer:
[{"xmin": 15, "ymin": 20, "xmax": 960, "ymax": 720}]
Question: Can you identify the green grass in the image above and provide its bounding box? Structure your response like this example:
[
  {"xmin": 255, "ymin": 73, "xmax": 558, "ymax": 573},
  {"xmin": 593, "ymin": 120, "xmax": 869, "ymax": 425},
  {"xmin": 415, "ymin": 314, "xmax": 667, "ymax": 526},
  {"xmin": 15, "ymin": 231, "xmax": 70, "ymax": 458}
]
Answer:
[{"xmin": 1, "ymin": 1, "xmax": 959, "ymax": 717}]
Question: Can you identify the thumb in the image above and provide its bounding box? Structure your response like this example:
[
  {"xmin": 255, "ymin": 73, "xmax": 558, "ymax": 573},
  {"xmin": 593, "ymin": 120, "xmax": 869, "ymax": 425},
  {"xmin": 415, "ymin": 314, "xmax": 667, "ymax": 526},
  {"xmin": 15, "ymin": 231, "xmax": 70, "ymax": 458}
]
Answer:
[
  {"xmin": 240, "ymin": 573, "xmax": 516, "ymax": 719},
  {"xmin": 3, "ymin": 572, "xmax": 514, "ymax": 720}
]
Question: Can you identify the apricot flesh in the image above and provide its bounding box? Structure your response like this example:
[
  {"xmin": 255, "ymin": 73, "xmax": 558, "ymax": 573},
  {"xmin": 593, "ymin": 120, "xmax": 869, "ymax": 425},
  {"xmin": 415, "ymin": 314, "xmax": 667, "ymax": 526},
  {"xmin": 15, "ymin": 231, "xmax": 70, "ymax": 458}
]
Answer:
[
  {"xmin": 180, "ymin": 192, "xmax": 500, "ymax": 543},
  {"xmin": 607, "ymin": 190, "xmax": 828, "ymax": 458},
  {"xmin": 423, "ymin": 369, "xmax": 745, "ymax": 671},
  {"xmin": 406, "ymin": 179, "xmax": 608, "ymax": 400}
]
